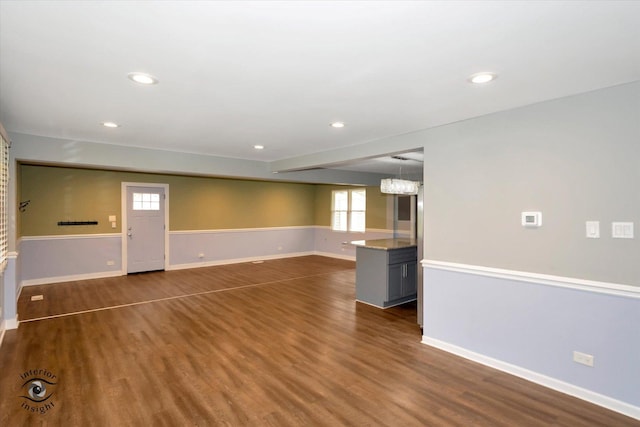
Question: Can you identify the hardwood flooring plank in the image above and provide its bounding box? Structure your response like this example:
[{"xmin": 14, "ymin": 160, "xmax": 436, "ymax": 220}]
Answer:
[
  {"xmin": 2, "ymin": 256, "xmax": 637, "ymax": 426},
  {"xmin": 17, "ymin": 256, "xmax": 355, "ymax": 321}
]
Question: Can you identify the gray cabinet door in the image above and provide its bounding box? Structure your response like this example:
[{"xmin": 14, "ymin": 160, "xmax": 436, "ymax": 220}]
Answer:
[
  {"xmin": 402, "ymin": 261, "xmax": 418, "ymax": 296},
  {"xmin": 388, "ymin": 264, "xmax": 403, "ymax": 301},
  {"xmin": 389, "ymin": 261, "xmax": 418, "ymax": 301}
]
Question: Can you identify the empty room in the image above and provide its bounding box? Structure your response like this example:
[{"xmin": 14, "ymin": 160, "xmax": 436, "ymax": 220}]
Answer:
[{"xmin": 0, "ymin": 1, "xmax": 638, "ymax": 425}]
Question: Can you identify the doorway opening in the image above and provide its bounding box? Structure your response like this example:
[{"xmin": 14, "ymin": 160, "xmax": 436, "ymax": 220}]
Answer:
[{"xmin": 121, "ymin": 182, "xmax": 169, "ymax": 274}]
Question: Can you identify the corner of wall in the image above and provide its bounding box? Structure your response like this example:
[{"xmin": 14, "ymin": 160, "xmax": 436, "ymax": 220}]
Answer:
[
  {"xmin": 2, "ymin": 252, "xmax": 19, "ymax": 333},
  {"xmin": 0, "ymin": 320, "xmax": 5, "ymax": 349}
]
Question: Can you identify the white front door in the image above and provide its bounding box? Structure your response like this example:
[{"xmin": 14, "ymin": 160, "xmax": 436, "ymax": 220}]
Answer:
[{"xmin": 125, "ymin": 185, "xmax": 166, "ymax": 273}]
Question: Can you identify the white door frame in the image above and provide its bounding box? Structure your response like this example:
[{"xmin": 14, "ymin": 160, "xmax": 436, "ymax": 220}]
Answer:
[{"xmin": 121, "ymin": 182, "xmax": 170, "ymax": 274}]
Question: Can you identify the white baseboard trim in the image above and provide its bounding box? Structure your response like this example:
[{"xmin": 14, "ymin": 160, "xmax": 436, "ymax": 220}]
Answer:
[
  {"xmin": 17, "ymin": 252, "xmax": 350, "ymax": 286},
  {"xmin": 421, "ymin": 336, "xmax": 640, "ymax": 421},
  {"xmin": 0, "ymin": 318, "xmax": 18, "ymax": 348},
  {"xmin": 5, "ymin": 317, "xmax": 18, "ymax": 329},
  {"xmin": 21, "ymin": 270, "xmax": 123, "ymax": 287},
  {"xmin": 167, "ymin": 251, "xmax": 316, "ymax": 271}
]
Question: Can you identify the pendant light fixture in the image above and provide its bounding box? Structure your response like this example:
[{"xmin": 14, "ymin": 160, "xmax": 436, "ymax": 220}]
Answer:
[
  {"xmin": 380, "ymin": 178, "xmax": 420, "ymax": 195},
  {"xmin": 380, "ymin": 158, "xmax": 420, "ymax": 195}
]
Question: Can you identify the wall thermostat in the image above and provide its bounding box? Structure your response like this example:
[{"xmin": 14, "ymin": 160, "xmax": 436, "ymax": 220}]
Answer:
[{"xmin": 521, "ymin": 211, "xmax": 542, "ymax": 227}]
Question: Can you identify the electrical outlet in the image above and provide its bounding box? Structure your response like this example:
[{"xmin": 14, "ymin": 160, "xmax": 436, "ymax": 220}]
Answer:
[
  {"xmin": 277, "ymin": 246, "xmax": 283, "ymax": 251},
  {"xmin": 31, "ymin": 295, "xmax": 44, "ymax": 301},
  {"xmin": 198, "ymin": 253, "xmax": 204, "ymax": 258},
  {"xmin": 573, "ymin": 351, "xmax": 594, "ymax": 367},
  {"xmin": 107, "ymin": 260, "xmax": 115, "ymax": 266}
]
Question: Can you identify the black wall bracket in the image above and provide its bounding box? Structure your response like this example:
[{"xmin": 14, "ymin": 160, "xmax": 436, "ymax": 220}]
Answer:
[{"xmin": 57, "ymin": 221, "xmax": 99, "ymax": 226}]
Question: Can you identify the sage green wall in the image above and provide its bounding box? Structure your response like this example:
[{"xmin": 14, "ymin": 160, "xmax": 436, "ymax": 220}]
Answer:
[
  {"xmin": 314, "ymin": 185, "xmax": 389, "ymax": 230},
  {"xmin": 168, "ymin": 175, "xmax": 315, "ymax": 230},
  {"xmin": 21, "ymin": 165, "xmax": 122, "ymax": 236},
  {"xmin": 19, "ymin": 165, "xmax": 316, "ymax": 236}
]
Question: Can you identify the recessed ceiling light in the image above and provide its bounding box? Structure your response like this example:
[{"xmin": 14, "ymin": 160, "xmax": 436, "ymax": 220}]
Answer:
[
  {"xmin": 102, "ymin": 122, "xmax": 119, "ymax": 128},
  {"xmin": 127, "ymin": 72, "xmax": 159, "ymax": 85},
  {"xmin": 468, "ymin": 72, "xmax": 497, "ymax": 84},
  {"xmin": 330, "ymin": 122, "xmax": 345, "ymax": 128},
  {"xmin": 254, "ymin": 145, "xmax": 264, "ymax": 150}
]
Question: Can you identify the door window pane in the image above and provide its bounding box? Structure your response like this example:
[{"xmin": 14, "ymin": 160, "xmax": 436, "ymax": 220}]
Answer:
[{"xmin": 133, "ymin": 193, "xmax": 160, "ymax": 210}]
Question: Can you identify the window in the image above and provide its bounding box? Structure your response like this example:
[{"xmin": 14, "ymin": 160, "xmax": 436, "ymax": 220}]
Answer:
[
  {"xmin": 0, "ymin": 131, "xmax": 8, "ymax": 267},
  {"xmin": 331, "ymin": 189, "xmax": 366, "ymax": 232},
  {"xmin": 133, "ymin": 192, "xmax": 160, "ymax": 211}
]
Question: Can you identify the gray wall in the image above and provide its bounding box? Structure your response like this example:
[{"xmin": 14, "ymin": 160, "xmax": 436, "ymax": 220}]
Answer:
[
  {"xmin": 423, "ymin": 81, "xmax": 639, "ymax": 286},
  {"xmin": 419, "ymin": 82, "xmax": 639, "ymax": 414},
  {"xmin": 18, "ymin": 227, "xmax": 398, "ymax": 285},
  {"xmin": 423, "ymin": 266, "xmax": 640, "ymax": 410}
]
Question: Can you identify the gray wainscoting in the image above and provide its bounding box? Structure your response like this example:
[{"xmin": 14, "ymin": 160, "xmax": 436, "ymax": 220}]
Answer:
[
  {"xmin": 18, "ymin": 227, "xmax": 397, "ymax": 284},
  {"xmin": 421, "ymin": 263, "xmax": 640, "ymax": 417},
  {"xmin": 169, "ymin": 227, "xmax": 316, "ymax": 268},
  {"xmin": 19, "ymin": 234, "xmax": 122, "ymax": 285},
  {"xmin": 313, "ymin": 226, "xmax": 397, "ymax": 260}
]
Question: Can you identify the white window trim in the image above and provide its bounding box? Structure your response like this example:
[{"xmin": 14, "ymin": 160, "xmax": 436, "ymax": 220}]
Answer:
[
  {"xmin": 331, "ymin": 189, "xmax": 366, "ymax": 233},
  {"xmin": 0, "ymin": 131, "xmax": 8, "ymax": 270}
]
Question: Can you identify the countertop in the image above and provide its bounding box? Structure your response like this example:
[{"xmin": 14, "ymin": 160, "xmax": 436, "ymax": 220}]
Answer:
[{"xmin": 350, "ymin": 238, "xmax": 417, "ymax": 250}]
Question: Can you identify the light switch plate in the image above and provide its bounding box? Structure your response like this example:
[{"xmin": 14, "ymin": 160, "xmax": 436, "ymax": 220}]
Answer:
[
  {"xmin": 108, "ymin": 215, "xmax": 116, "ymax": 222},
  {"xmin": 586, "ymin": 221, "xmax": 600, "ymax": 238},
  {"xmin": 612, "ymin": 222, "xmax": 634, "ymax": 239}
]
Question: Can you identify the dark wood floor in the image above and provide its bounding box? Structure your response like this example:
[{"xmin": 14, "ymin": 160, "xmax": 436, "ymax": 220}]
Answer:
[{"xmin": 1, "ymin": 256, "xmax": 637, "ymax": 426}]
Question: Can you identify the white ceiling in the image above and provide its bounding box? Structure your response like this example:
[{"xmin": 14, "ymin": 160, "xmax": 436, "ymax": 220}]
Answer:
[{"xmin": 1, "ymin": 1, "xmax": 639, "ymax": 174}]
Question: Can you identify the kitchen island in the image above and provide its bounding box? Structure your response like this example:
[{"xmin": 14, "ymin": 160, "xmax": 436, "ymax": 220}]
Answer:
[{"xmin": 351, "ymin": 238, "xmax": 417, "ymax": 308}]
